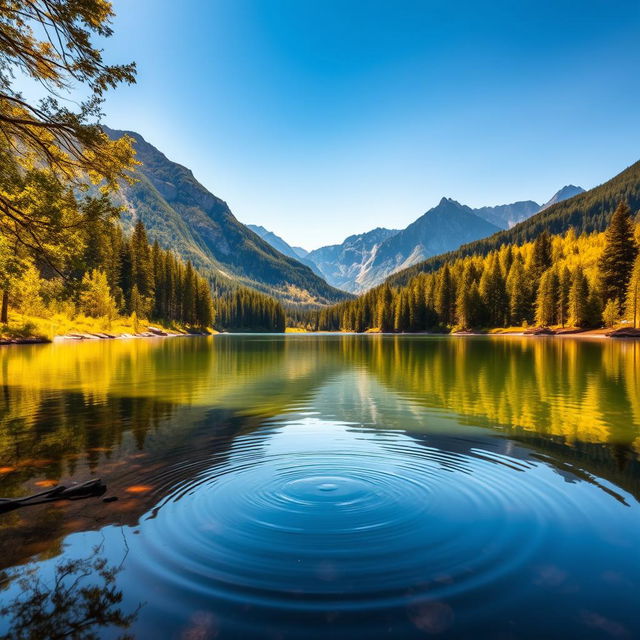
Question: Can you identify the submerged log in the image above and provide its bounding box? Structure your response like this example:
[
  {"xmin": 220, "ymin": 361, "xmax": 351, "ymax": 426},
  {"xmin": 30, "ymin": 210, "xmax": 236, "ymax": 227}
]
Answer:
[{"xmin": 0, "ymin": 479, "xmax": 106, "ymax": 514}]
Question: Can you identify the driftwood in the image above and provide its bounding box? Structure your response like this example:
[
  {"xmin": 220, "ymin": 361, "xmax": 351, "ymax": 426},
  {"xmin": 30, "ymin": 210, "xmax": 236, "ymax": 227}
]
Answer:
[{"xmin": 0, "ymin": 479, "xmax": 106, "ymax": 514}]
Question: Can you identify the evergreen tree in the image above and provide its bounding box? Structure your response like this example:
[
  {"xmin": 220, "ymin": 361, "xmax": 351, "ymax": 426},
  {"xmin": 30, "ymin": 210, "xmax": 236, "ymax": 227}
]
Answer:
[
  {"xmin": 455, "ymin": 263, "xmax": 475, "ymax": 329},
  {"xmin": 479, "ymin": 256, "xmax": 508, "ymax": 327},
  {"xmin": 599, "ymin": 201, "xmax": 638, "ymax": 303},
  {"xmin": 535, "ymin": 269, "xmax": 559, "ymax": 326},
  {"xmin": 569, "ymin": 267, "xmax": 590, "ymax": 327},
  {"xmin": 557, "ymin": 266, "xmax": 572, "ymax": 328},
  {"xmin": 435, "ymin": 264, "xmax": 455, "ymax": 325},
  {"xmin": 530, "ymin": 230, "xmax": 553, "ymax": 282},
  {"xmin": 625, "ymin": 253, "xmax": 640, "ymax": 327},
  {"xmin": 506, "ymin": 256, "xmax": 530, "ymax": 325}
]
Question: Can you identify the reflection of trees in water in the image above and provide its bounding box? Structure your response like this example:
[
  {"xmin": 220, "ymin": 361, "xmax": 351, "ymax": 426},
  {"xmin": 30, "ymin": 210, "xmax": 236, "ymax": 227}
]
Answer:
[
  {"xmin": 0, "ymin": 546, "xmax": 141, "ymax": 640},
  {"xmin": 339, "ymin": 336, "xmax": 640, "ymax": 449}
]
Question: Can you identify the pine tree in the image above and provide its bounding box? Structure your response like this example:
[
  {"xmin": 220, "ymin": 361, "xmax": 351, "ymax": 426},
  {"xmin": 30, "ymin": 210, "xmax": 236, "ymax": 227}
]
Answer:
[
  {"xmin": 455, "ymin": 263, "xmax": 475, "ymax": 329},
  {"xmin": 506, "ymin": 256, "xmax": 530, "ymax": 325},
  {"xmin": 435, "ymin": 264, "xmax": 455, "ymax": 325},
  {"xmin": 535, "ymin": 269, "xmax": 559, "ymax": 326},
  {"xmin": 530, "ymin": 230, "xmax": 553, "ymax": 282},
  {"xmin": 131, "ymin": 220, "xmax": 155, "ymax": 314},
  {"xmin": 599, "ymin": 201, "xmax": 638, "ymax": 303},
  {"xmin": 625, "ymin": 253, "xmax": 640, "ymax": 327},
  {"xmin": 557, "ymin": 266, "xmax": 571, "ymax": 328},
  {"xmin": 479, "ymin": 256, "xmax": 508, "ymax": 327},
  {"xmin": 569, "ymin": 267, "xmax": 590, "ymax": 327}
]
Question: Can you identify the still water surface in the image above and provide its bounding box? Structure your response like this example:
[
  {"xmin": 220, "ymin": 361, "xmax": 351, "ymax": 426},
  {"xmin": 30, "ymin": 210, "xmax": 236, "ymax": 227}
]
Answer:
[{"xmin": 0, "ymin": 335, "xmax": 639, "ymax": 639}]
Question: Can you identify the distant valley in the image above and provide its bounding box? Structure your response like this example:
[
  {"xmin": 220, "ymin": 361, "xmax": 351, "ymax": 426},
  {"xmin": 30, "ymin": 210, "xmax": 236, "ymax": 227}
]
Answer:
[{"xmin": 104, "ymin": 127, "xmax": 350, "ymax": 306}]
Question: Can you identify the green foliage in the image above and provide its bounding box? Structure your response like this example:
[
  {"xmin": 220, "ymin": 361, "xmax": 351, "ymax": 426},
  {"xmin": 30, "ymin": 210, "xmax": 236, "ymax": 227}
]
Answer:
[
  {"xmin": 298, "ymin": 202, "xmax": 640, "ymax": 333},
  {"xmin": 386, "ymin": 160, "xmax": 640, "ymax": 288},
  {"xmin": 599, "ymin": 202, "xmax": 638, "ymax": 303},
  {"xmin": 80, "ymin": 270, "xmax": 118, "ymax": 320},
  {"xmin": 625, "ymin": 254, "xmax": 640, "ymax": 327},
  {"xmin": 568, "ymin": 266, "xmax": 590, "ymax": 327},
  {"xmin": 105, "ymin": 128, "xmax": 351, "ymax": 307},
  {"xmin": 535, "ymin": 269, "xmax": 559, "ymax": 326},
  {"xmin": 215, "ymin": 289, "xmax": 286, "ymax": 332}
]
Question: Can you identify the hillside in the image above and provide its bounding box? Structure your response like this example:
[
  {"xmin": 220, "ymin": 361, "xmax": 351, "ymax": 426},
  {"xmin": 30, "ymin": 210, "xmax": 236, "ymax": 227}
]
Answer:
[
  {"xmin": 104, "ymin": 127, "xmax": 350, "ymax": 306},
  {"xmin": 386, "ymin": 160, "xmax": 640, "ymax": 288}
]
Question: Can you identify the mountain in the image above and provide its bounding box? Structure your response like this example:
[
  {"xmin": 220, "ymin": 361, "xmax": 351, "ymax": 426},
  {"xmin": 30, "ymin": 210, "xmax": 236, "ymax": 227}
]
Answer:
[
  {"xmin": 292, "ymin": 246, "xmax": 309, "ymax": 259},
  {"xmin": 472, "ymin": 200, "xmax": 541, "ymax": 229},
  {"xmin": 350, "ymin": 199, "xmax": 501, "ymax": 290},
  {"xmin": 386, "ymin": 160, "xmax": 640, "ymax": 288},
  {"xmin": 472, "ymin": 186, "xmax": 584, "ymax": 229},
  {"xmin": 306, "ymin": 228, "xmax": 400, "ymax": 293},
  {"xmin": 246, "ymin": 224, "xmax": 323, "ymax": 277},
  {"xmin": 305, "ymin": 187, "xmax": 580, "ymax": 293},
  {"xmin": 103, "ymin": 127, "xmax": 350, "ymax": 305},
  {"xmin": 539, "ymin": 185, "xmax": 585, "ymax": 211}
]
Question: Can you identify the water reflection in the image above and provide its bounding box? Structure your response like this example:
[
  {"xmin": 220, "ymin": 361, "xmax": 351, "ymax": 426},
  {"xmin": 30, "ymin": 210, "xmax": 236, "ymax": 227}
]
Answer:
[
  {"xmin": 0, "ymin": 547, "xmax": 140, "ymax": 640},
  {"xmin": 0, "ymin": 335, "xmax": 638, "ymax": 638}
]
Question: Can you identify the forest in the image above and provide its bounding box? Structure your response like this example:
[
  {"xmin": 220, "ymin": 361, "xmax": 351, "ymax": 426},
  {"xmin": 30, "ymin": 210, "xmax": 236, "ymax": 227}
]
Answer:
[
  {"xmin": 0, "ymin": 0, "xmax": 286, "ymax": 338},
  {"xmin": 293, "ymin": 202, "xmax": 640, "ymax": 333}
]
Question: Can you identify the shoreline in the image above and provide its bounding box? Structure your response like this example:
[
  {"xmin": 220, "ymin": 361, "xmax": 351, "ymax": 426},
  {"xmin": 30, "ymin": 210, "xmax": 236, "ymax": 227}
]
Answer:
[
  {"xmin": 0, "ymin": 326, "xmax": 212, "ymax": 347},
  {"xmin": 2, "ymin": 327, "xmax": 638, "ymax": 346}
]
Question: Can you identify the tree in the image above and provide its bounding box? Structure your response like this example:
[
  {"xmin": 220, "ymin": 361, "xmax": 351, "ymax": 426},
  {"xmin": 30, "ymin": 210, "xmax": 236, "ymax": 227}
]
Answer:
[
  {"xmin": 15, "ymin": 264, "xmax": 45, "ymax": 316},
  {"xmin": 557, "ymin": 266, "xmax": 571, "ymax": 328},
  {"xmin": 506, "ymin": 256, "xmax": 530, "ymax": 325},
  {"xmin": 602, "ymin": 299, "xmax": 620, "ymax": 328},
  {"xmin": 569, "ymin": 267, "xmax": 590, "ymax": 327},
  {"xmin": 435, "ymin": 264, "xmax": 455, "ymax": 325},
  {"xmin": 535, "ymin": 269, "xmax": 559, "ymax": 326},
  {"xmin": 479, "ymin": 256, "xmax": 508, "ymax": 327},
  {"xmin": 530, "ymin": 230, "xmax": 553, "ymax": 282},
  {"xmin": 625, "ymin": 253, "xmax": 640, "ymax": 328},
  {"xmin": 80, "ymin": 269, "xmax": 117, "ymax": 320},
  {"xmin": 0, "ymin": 2, "xmax": 137, "ymax": 256},
  {"xmin": 599, "ymin": 201, "xmax": 638, "ymax": 304}
]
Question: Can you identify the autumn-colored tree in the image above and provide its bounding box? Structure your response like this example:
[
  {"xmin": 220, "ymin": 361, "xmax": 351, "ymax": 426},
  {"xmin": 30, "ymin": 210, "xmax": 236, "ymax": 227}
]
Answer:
[
  {"xmin": 626, "ymin": 253, "xmax": 640, "ymax": 327},
  {"xmin": 535, "ymin": 269, "xmax": 559, "ymax": 326},
  {"xmin": 80, "ymin": 269, "xmax": 117, "ymax": 320},
  {"xmin": 602, "ymin": 298, "xmax": 620, "ymax": 328}
]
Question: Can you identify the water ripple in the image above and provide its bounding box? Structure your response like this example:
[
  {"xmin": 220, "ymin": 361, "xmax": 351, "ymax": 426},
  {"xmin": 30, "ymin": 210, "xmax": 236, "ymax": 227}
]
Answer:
[{"xmin": 130, "ymin": 427, "xmax": 577, "ymax": 618}]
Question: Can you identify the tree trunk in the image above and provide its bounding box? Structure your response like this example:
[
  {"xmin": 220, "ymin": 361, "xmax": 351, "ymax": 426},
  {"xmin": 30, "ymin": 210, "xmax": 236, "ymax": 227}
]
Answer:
[{"xmin": 1, "ymin": 289, "xmax": 8, "ymax": 324}]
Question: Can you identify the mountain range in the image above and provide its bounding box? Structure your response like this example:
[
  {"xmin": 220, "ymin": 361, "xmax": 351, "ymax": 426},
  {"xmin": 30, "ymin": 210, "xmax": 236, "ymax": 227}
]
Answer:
[
  {"xmin": 103, "ymin": 125, "xmax": 593, "ymax": 300},
  {"xmin": 103, "ymin": 127, "xmax": 350, "ymax": 306},
  {"xmin": 252, "ymin": 186, "xmax": 584, "ymax": 293},
  {"xmin": 386, "ymin": 161, "xmax": 640, "ymax": 288}
]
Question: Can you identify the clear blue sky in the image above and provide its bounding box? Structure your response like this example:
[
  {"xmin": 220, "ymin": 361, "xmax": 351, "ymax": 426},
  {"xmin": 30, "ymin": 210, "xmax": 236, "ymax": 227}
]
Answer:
[{"xmin": 99, "ymin": 0, "xmax": 640, "ymax": 249}]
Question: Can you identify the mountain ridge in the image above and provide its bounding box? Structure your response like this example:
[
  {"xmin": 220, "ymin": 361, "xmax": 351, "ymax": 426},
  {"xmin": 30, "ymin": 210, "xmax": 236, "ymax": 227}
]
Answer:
[
  {"xmin": 103, "ymin": 126, "xmax": 351, "ymax": 306},
  {"xmin": 385, "ymin": 160, "xmax": 640, "ymax": 288}
]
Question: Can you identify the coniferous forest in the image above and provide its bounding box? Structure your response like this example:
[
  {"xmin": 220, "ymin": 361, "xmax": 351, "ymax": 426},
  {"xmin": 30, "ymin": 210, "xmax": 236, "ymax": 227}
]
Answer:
[{"xmin": 293, "ymin": 202, "xmax": 640, "ymax": 333}]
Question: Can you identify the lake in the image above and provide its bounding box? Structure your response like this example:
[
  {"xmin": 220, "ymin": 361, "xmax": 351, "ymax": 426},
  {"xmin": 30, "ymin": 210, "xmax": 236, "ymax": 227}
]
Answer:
[{"xmin": 0, "ymin": 334, "xmax": 639, "ymax": 639}]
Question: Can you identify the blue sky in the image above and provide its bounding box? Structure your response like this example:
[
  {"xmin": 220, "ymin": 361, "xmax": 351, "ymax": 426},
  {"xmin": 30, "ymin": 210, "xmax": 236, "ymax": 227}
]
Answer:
[{"xmin": 97, "ymin": 0, "xmax": 640, "ymax": 249}]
